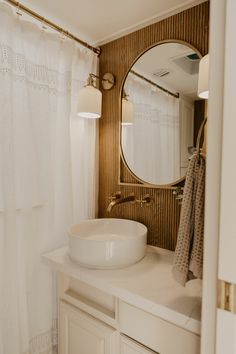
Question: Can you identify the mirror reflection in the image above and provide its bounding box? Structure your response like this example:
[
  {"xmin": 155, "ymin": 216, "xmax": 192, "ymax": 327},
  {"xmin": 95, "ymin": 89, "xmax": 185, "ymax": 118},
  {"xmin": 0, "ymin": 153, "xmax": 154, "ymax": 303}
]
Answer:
[{"xmin": 121, "ymin": 42, "xmax": 205, "ymax": 186}]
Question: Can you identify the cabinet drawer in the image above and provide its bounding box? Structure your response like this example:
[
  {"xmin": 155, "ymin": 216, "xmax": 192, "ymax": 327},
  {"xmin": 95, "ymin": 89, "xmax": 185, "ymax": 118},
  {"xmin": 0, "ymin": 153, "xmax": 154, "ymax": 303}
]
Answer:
[{"xmin": 119, "ymin": 301, "xmax": 200, "ymax": 354}]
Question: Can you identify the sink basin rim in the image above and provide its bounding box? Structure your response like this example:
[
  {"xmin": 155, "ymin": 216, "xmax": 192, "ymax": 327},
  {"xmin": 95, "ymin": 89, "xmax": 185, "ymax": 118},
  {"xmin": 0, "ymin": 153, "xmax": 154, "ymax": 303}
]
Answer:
[
  {"xmin": 68, "ymin": 218, "xmax": 147, "ymax": 269},
  {"xmin": 69, "ymin": 218, "xmax": 147, "ymax": 241}
]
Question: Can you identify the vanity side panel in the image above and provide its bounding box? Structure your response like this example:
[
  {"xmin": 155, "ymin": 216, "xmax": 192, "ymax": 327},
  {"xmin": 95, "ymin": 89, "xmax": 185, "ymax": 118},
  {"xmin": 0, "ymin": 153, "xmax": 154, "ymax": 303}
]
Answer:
[{"xmin": 98, "ymin": 2, "xmax": 209, "ymax": 250}]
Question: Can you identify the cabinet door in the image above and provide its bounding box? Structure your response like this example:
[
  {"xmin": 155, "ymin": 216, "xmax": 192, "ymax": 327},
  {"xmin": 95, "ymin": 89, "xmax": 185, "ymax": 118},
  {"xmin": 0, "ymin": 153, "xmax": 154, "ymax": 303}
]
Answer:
[
  {"xmin": 59, "ymin": 301, "xmax": 117, "ymax": 354},
  {"xmin": 121, "ymin": 335, "xmax": 158, "ymax": 354}
]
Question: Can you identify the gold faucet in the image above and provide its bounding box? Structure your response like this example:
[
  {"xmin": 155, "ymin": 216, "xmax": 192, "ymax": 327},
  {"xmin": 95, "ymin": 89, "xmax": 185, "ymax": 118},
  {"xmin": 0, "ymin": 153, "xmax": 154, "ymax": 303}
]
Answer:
[
  {"xmin": 136, "ymin": 194, "xmax": 152, "ymax": 207},
  {"xmin": 107, "ymin": 192, "xmax": 136, "ymax": 212}
]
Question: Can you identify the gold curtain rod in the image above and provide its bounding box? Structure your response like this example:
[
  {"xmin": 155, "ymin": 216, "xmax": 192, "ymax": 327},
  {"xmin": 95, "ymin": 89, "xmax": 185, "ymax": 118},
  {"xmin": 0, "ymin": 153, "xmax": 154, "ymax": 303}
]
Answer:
[
  {"xmin": 4, "ymin": 0, "xmax": 101, "ymax": 55},
  {"xmin": 130, "ymin": 70, "xmax": 179, "ymax": 99}
]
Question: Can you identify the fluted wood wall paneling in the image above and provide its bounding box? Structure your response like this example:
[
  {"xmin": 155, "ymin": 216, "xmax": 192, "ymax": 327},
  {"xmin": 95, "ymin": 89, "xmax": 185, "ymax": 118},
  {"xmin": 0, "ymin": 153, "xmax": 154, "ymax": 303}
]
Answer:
[{"xmin": 98, "ymin": 2, "xmax": 209, "ymax": 250}]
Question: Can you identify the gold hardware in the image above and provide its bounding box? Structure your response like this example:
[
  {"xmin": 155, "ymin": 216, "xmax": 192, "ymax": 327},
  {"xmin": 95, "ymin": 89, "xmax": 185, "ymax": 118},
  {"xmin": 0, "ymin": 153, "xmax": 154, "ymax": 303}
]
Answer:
[
  {"xmin": 173, "ymin": 186, "xmax": 183, "ymax": 196},
  {"xmin": 5, "ymin": 0, "xmax": 101, "ymax": 55},
  {"xmin": 218, "ymin": 280, "xmax": 236, "ymax": 313},
  {"xmin": 196, "ymin": 117, "xmax": 207, "ymax": 160},
  {"xmin": 122, "ymin": 90, "xmax": 129, "ymax": 100},
  {"xmin": 107, "ymin": 192, "xmax": 153, "ymax": 212},
  {"xmin": 87, "ymin": 73, "xmax": 116, "ymax": 90},
  {"xmin": 108, "ymin": 191, "xmax": 122, "ymax": 201},
  {"xmin": 130, "ymin": 70, "xmax": 179, "ymax": 99},
  {"xmin": 136, "ymin": 194, "xmax": 152, "ymax": 207},
  {"xmin": 107, "ymin": 192, "xmax": 135, "ymax": 212},
  {"xmin": 173, "ymin": 187, "xmax": 183, "ymax": 205},
  {"xmin": 101, "ymin": 73, "xmax": 116, "ymax": 90}
]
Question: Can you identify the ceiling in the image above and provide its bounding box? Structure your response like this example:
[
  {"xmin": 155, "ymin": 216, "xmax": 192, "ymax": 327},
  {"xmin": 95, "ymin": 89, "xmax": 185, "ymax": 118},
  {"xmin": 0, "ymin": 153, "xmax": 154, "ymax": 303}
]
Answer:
[
  {"xmin": 19, "ymin": 0, "xmax": 206, "ymax": 45},
  {"xmin": 133, "ymin": 42, "xmax": 200, "ymax": 100}
]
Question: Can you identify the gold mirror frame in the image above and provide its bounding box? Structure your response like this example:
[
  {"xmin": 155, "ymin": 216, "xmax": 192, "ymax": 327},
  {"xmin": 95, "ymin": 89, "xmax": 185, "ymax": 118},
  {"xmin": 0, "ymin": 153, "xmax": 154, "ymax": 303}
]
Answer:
[{"xmin": 119, "ymin": 39, "xmax": 204, "ymax": 189}]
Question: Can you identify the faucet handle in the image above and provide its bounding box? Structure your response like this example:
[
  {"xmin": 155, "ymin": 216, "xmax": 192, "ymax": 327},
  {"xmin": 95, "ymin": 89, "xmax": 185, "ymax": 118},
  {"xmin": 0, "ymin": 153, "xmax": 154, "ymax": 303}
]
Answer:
[
  {"xmin": 173, "ymin": 186, "xmax": 183, "ymax": 196},
  {"xmin": 136, "ymin": 194, "xmax": 152, "ymax": 207},
  {"xmin": 142, "ymin": 194, "xmax": 152, "ymax": 204},
  {"xmin": 108, "ymin": 191, "xmax": 122, "ymax": 201}
]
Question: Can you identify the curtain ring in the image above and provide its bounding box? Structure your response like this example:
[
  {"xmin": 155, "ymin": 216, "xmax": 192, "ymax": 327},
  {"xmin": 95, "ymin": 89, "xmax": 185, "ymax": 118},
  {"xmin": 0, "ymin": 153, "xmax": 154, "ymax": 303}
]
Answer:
[
  {"xmin": 41, "ymin": 18, "xmax": 47, "ymax": 30},
  {"xmin": 16, "ymin": 3, "xmax": 22, "ymax": 17},
  {"xmin": 60, "ymin": 30, "xmax": 66, "ymax": 41}
]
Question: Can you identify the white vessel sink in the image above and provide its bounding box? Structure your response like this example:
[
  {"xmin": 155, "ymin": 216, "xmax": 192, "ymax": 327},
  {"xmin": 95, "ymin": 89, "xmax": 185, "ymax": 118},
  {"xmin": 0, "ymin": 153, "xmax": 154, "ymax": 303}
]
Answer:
[{"xmin": 69, "ymin": 218, "xmax": 147, "ymax": 269}]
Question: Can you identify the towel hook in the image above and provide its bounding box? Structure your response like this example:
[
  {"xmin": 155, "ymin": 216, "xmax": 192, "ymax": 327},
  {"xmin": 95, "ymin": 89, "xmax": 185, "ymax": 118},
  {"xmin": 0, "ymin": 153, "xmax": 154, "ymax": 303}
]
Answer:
[{"xmin": 196, "ymin": 117, "xmax": 207, "ymax": 159}]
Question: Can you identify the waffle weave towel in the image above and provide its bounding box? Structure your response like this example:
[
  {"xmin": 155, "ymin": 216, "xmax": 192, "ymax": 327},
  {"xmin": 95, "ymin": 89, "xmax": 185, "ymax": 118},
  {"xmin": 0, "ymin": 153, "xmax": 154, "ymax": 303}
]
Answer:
[{"xmin": 172, "ymin": 152, "xmax": 205, "ymax": 286}]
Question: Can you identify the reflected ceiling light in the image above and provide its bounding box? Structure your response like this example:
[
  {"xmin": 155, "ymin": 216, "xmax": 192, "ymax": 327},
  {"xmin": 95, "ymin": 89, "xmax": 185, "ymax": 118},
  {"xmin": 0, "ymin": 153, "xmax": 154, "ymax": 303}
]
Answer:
[
  {"xmin": 198, "ymin": 54, "xmax": 209, "ymax": 99},
  {"xmin": 77, "ymin": 72, "xmax": 115, "ymax": 119},
  {"xmin": 122, "ymin": 91, "xmax": 134, "ymax": 125}
]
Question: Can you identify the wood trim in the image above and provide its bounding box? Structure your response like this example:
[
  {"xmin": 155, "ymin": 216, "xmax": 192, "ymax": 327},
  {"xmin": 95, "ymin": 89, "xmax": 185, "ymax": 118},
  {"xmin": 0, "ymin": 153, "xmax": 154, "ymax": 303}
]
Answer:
[{"xmin": 99, "ymin": 2, "xmax": 209, "ymax": 250}]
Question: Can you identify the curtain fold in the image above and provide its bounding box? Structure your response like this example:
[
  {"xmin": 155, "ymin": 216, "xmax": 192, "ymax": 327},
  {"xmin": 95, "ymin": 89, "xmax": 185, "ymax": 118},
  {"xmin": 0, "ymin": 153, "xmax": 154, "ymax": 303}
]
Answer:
[
  {"xmin": 0, "ymin": 3, "xmax": 98, "ymax": 354},
  {"xmin": 122, "ymin": 73, "xmax": 180, "ymax": 185}
]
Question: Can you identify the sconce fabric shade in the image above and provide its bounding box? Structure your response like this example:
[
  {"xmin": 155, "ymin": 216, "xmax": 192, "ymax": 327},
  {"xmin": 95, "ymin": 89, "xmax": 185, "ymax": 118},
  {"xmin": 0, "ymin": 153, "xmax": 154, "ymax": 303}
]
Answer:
[
  {"xmin": 122, "ymin": 98, "xmax": 134, "ymax": 125},
  {"xmin": 77, "ymin": 85, "xmax": 102, "ymax": 119},
  {"xmin": 198, "ymin": 54, "xmax": 209, "ymax": 99}
]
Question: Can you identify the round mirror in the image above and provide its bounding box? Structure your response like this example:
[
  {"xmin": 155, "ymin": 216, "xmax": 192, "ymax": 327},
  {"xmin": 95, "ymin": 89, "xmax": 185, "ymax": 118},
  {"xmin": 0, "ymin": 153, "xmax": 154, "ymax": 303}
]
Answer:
[{"xmin": 121, "ymin": 41, "xmax": 205, "ymax": 186}]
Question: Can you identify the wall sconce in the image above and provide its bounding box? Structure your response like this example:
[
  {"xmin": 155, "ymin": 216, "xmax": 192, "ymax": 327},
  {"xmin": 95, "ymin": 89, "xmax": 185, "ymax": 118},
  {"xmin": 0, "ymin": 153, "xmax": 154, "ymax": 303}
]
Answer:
[
  {"xmin": 198, "ymin": 54, "xmax": 209, "ymax": 99},
  {"xmin": 122, "ymin": 91, "xmax": 134, "ymax": 125},
  {"xmin": 77, "ymin": 73, "xmax": 115, "ymax": 119}
]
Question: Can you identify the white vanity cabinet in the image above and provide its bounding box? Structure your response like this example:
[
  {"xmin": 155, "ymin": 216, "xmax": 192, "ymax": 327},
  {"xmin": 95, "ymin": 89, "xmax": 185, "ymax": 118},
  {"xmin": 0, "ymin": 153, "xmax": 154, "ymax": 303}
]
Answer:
[
  {"xmin": 119, "ymin": 301, "xmax": 200, "ymax": 354},
  {"xmin": 59, "ymin": 301, "xmax": 117, "ymax": 354},
  {"xmin": 57, "ymin": 272, "xmax": 200, "ymax": 354},
  {"xmin": 43, "ymin": 247, "xmax": 201, "ymax": 354}
]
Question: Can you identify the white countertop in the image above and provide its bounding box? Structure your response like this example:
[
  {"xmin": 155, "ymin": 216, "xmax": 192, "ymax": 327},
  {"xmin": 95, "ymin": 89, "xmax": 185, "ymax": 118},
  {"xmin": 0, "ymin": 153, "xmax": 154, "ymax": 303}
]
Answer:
[{"xmin": 42, "ymin": 245, "xmax": 202, "ymax": 335}]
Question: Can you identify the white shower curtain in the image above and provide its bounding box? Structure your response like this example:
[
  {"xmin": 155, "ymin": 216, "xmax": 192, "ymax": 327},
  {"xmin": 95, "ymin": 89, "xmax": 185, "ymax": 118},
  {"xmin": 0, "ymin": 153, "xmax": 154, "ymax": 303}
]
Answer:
[
  {"xmin": 122, "ymin": 74, "xmax": 180, "ymax": 185},
  {"xmin": 0, "ymin": 3, "xmax": 98, "ymax": 354}
]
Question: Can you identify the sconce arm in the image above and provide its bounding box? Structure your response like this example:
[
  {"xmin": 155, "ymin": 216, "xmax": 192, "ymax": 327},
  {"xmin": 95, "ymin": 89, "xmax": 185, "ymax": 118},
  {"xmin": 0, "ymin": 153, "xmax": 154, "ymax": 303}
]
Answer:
[{"xmin": 88, "ymin": 72, "xmax": 116, "ymax": 89}]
